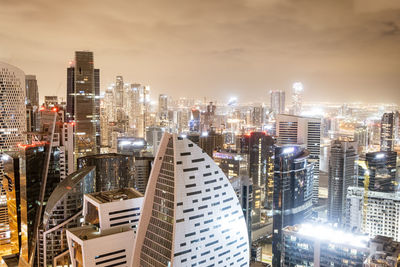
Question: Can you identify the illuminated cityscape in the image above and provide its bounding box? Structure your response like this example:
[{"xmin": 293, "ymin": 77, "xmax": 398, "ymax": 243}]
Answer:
[{"xmin": 0, "ymin": 1, "xmax": 400, "ymax": 266}]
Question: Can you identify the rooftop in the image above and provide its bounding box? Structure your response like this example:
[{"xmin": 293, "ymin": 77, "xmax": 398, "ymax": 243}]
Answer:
[
  {"xmin": 283, "ymin": 223, "xmax": 370, "ymax": 248},
  {"xmin": 68, "ymin": 225, "xmax": 132, "ymax": 241},
  {"xmin": 89, "ymin": 188, "xmax": 143, "ymax": 203}
]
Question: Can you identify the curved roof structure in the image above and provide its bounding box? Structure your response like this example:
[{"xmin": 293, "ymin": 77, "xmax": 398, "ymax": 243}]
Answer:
[{"xmin": 43, "ymin": 166, "xmax": 95, "ymax": 228}]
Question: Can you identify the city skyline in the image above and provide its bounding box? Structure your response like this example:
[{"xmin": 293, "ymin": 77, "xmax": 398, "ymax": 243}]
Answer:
[{"xmin": 1, "ymin": 0, "xmax": 400, "ymax": 104}]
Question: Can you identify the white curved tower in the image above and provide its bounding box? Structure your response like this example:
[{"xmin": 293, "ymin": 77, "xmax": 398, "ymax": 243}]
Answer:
[
  {"xmin": 132, "ymin": 133, "xmax": 249, "ymax": 266},
  {"xmin": 0, "ymin": 62, "xmax": 26, "ymax": 153}
]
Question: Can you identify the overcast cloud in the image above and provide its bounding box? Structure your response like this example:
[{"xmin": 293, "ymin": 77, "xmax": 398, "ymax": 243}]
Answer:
[{"xmin": 0, "ymin": 0, "xmax": 399, "ymax": 104}]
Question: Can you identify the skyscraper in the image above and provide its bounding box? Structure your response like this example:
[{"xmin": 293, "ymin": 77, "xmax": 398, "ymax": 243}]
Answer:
[
  {"xmin": 247, "ymin": 132, "xmax": 274, "ymax": 226},
  {"xmin": 381, "ymin": 112, "xmax": 398, "ymax": 151},
  {"xmin": 327, "ymin": 140, "xmax": 358, "ymax": 224},
  {"xmin": 366, "ymin": 151, "xmax": 397, "ymax": 192},
  {"xmin": 38, "ymin": 166, "xmax": 95, "ymax": 267},
  {"xmin": 0, "ymin": 62, "xmax": 26, "ymax": 164},
  {"xmin": 0, "ymin": 62, "xmax": 26, "ymax": 256},
  {"xmin": 276, "ymin": 114, "xmax": 321, "ymax": 204},
  {"xmin": 272, "ymin": 145, "xmax": 314, "ymax": 266},
  {"xmin": 25, "ymin": 75, "xmax": 39, "ymax": 107},
  {"xmin": 77, "ymin": 153, "xmax": 135, "ymax": 192},
  {"xmin": 291, "ymin": 82, "xmax": 303, "ymax": 115},
  {"xmin": 132, "ymin": 133, "xmax": 250, "ymax": 266},
  {"xmin": 270, "ymin": 90, "xmax": 285, "ymax": 115},
  {"xmin": 158, "ymin": 94, "xmax": 168, "ymax": 126},
  {"xmin": 66, "ymin": 51, "xmax": 100, "ymax": 159}
]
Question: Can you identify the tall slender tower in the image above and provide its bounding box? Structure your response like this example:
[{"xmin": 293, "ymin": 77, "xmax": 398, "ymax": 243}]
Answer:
[
  {"xmin": 327, "ymin": 140, "xmax": 358, "ymax": 224},
  {"xmin": 25, "ymin": 75, "xmax": 39, "ymax": 107},
  {"xmin": 270, "ymin": 90, "xmax": 285, "ymax": 115},
  {"xmin": 292, "ymin": 82, "xmax": 303, "ymax": 115},
  {"xmin": 66, "ymin": 51, "xmax": 100, "ymax": 160},
  {"xmin": 132, "ymin": 133, "xmax": 250, "ymax": 266},
  {"xmin": 381, "ymin": 112, "xmax": 398, "ymax": 151}
]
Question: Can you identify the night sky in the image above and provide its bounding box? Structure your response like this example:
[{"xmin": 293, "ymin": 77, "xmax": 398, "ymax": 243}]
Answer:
[{"xmin": 1, "ymin": 0, "xmax": 399, "ymax": 104}]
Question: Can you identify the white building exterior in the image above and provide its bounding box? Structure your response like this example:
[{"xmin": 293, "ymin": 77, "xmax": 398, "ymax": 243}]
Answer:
[
  {"xmin": 132, "ymin": 133, "xmax": 250, "ymax": 266},
  {"xmin": 67, "ymin": 188, "xmax": 143, "ymax": 267},
  {"xmin": 346, "ymin": 187, "xmax": 400, "ymax": 241}
]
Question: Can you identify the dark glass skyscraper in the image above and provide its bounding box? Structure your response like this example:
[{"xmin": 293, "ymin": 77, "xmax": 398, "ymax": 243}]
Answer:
[
  {"xmin": 327, "ymin": 140, "xmax": 358, "ymax": 224},
  {"xmin": 25, "ymin": 75, "xmax": 39, "ymax": 107},
  {"xmin": 366, "ymin": 151, "xmax": 397, "ymax": 192},
  {"xmin": 272, "ymin": 145, "xmax": 314, "ymax": 266},
  {"xmin": 66, "ymin": 51, "xmax": 100, "ymax": 159},
  {"xmin": 77, "ymin": 153, "xmax": 135, "ymax": 192}
]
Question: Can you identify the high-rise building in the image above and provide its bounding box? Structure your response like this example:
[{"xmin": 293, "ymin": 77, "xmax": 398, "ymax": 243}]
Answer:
[
  {"xmin": 114, "ymin": 75, "xmax": 124, "ymax": 108},
  {"xmin": 25, "ymin": 75, "xmax": 39, "ymax": 107},
  {"xmin": 270, "ymin": 90, "xmax": 285, "ymax": 115},
  {"xmin": 247, "ymin": 132, "xmax": 274, "ymax": 226},
  {"xmin": 158, "ymin": 94, "xmax": 168, "ymax": 126},
  {"xmin": 66, "ymin": 51, "xmax": 100, "ymax": 158},
  {"xmin": 132, "ymin": 133, "xmax": 250, "ymax": 266},
  {"xmin": 276, "ymin": 114, "xmax": 321, "ymax": 204},
  {"xmin": 291, "ymin": 82, "xmax": 303, "ymax": 115},
  {"xmin": 133, "ymin": 156, "xmax": 154, "ymax": 195},
  {"xmin": 272, "ymin": 145, "xmax": 314, "ymax": 266},
  {"xmin": 37, "ymin": 166, "xmax": 96, "ymax": 267},
  {"xmin": 198, "ymin": 130, "xmax": 224, "ymax": 157},
  {"xmin": 327, "ymin": 140, "xmax": 358, "ymax": 224},
  {"xmin": 0, "ymin": 62, "xmax": 26, "ymax": 255},
  {"xmin": 381, "ymin": 112, "xmax": 399, "ymax": 151},
  {"xmin": 281, "ymin": 223, "xmax": 370, "ymax": 267},
  {"xmin": 366, "ymin": 151, "xmax": 397, "ymax": 192},
  {"xmin": 346, "ymin": 187, "xmax": 400, "ymax": 242},
  {"xmin": 77, "ymin": 153, "xmax": 135, "ymax": 192}
]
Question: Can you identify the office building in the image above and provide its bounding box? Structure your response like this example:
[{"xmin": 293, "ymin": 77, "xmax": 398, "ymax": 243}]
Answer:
[
  {"xmin": 366, "ymin": 151, "xmax": 397, "ymax": 192},
  {"xmin": 381, "ymin": 112, "xmax": 398, "ymax": 152},
  {"xmin": 281, "ymin": 224, "xmax": 370, "ymax": 267},
  {"xmin": 37, "ymin": 167, "xmax": 96, "ymax": 267},
  {"xmin": 276, "ymin": 114, "xmax": 321, "ymax": 204},
  {"xmin": 327, "ymin": 140, "xmax": 358, "ymax": 224},
  {"xmin": 67, "ymin": 188, "xmax": 143, "ymax": 267},
  {"xmin": 270, "ymin": 90, "xmax": 285, "ymax": 115},
  {"xmin": 198, "ymin": 130, "xmax": 224, "ymax": 157},
  {"xmin": 77, "ymin": 153, "xmax": 135, "ymax": 192},
  {"xmin": 346, "ymin": 187, "xmax": 400, "ymax": 242},
  {"xmin": 133, "ymin": 156, "xmax": 153, "ymax": 195},
  {"xmin": 291, "ymin": 82, "xmax": 303, "ymax": 115},
  {"xmin": 158, "ymin": 94, "xmax": 168, "ymax": 126},
  {"xmin": 272, "ymin": 145, "xmax": 314, "ymax": 266},
  {"xmin": 0, "ymin": 62, "xmax": 26, "ymax": 255},
  {"xmin": 25, "ymin": 75, "xmax": 39, "ymax": 107},
  {"xmin": 132, "ymin": 133, "xmax": 249, "ymax": 266},
  {"xmin": 66, "ymin": 51, "xmax": 100, "ymax": 158}
]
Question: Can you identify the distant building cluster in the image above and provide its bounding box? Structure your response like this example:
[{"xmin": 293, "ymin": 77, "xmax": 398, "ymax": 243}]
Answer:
[{"xmin": 0, "ymin": 52, "xmax": 399, "ymax": 266}]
